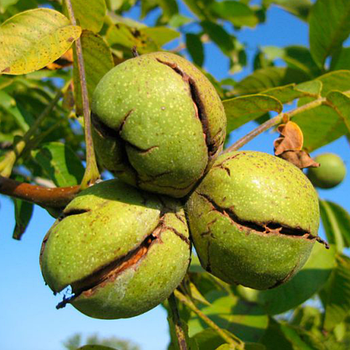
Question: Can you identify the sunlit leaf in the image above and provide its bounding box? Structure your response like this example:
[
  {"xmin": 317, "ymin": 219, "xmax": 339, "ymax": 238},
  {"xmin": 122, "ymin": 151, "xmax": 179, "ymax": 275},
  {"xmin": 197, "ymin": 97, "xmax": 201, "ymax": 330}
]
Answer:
[
  {"xmin": 188, "ymin": 291, "xmax": 268, "ymax": 343},
  {"xmin": 0, "ymin": 9, "xmax": 81, "ymax": 75},
  {"xmin": 295, "ymin": 80, "xmax": 322, "ymax": 96},
  {"xmin": 326, "ymin": 90, "xmax": 350, "ymax": 133},
  {"xmin": 263, "ymin": 0, "xmax": 312, "ymax": 21},
  {"xmin": 309, "ymin": 0, "xmax": 350, "ymax": 67},
  {"xmin": 106, "ymin": 22, "xmax": 158, "ymax": 54},
  {"xmin": 261, "ymin": 84, "xmax": 304, "ymax": 104},
  {"xmin": 73, "ymin": 30, "xmax": 114, "ymax": 115},
  {"xmin": 140, "ymin": 27, "xmax": 179, "ymax": 47},
  {"xmin": 210, "ymin": 1, "xmax": 258, "ymax": 27},
  {"xmin": 0, "ymin": 90, "xmax": 34, "ymax": 131},
  {"xmin": 223, "ymin": 94, "xmax": 282, "ymax": 133},
  {"xmin": 158, "ymin": 0, "xmax": 179, "ymax": 22},
  {"xmin": 232, "ymin": 67, "xmax": 308, "ymax": 95},
  {"xmin": 322, "ymin": 254, "xmax": 350, "ymax": 331},
  {"xmin": 31, "ymin": 142, "xmax": 84, "ymax": 187},
  {"xmin": 65, "ymin": 0, "xmax": 106, "ymax": 33},
  {"xmin": 293, "ymin": 99, "xmax": 348, "ymax": 151},
  {"xmin": 318, "ymin": 70, "xmax": 350, "ymax": 96},
  {"xmin": 320, "ymin": 200, "xmax": 350, "ymax": 252},
  {"xmin": 257, "ymin": 243, "xmax": 336, "ymax": 315}
]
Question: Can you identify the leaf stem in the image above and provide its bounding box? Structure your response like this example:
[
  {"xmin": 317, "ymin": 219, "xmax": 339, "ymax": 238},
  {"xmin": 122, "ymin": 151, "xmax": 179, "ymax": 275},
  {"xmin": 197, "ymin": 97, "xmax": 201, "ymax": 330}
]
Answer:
[
  {"xmin": 174, "ymin": 290, "xmax": 244, "ymax": 349},
  {"xmin": 168, "ymin": 293, "xmax": 188, "ymax": 350},
  {"xmin": 0, "ymin": 88, "xmax": 64, "ymax": 177},
  {"xmin": 65, "ymin": 0, "xmax": 100, "ymax": 189}
]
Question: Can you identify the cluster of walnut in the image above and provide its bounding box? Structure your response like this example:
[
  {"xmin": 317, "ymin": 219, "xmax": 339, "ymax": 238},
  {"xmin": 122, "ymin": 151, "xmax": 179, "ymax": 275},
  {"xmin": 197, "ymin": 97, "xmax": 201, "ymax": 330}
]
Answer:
[{"xmin": 40, "ymin": 52, "xmax": 320, "ymax": 319}]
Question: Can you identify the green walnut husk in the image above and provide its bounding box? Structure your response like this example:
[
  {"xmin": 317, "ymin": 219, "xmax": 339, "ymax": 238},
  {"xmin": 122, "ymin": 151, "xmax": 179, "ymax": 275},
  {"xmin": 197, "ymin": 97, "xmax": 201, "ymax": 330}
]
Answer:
[
  {"xmin": 91, "ymin": 51, "xmax": 226, "ymax": 198},
  {"xmin": 40, "ymin": 179, "xmax": 191, "ymax": 319},
  {"xmin": 186, "ymin": 151, "xmax": 320, "ymax": 290},
  {"xmin": 307, "ymin": 153, "xmax": 346, "ymax": 189}
]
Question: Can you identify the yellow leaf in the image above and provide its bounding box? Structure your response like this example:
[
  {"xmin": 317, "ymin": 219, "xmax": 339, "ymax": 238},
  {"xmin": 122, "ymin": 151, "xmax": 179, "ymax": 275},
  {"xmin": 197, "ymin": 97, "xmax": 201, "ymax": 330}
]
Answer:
[{"xmin": 0, "ymin": 8, "xmax": 81, "ymax": 75}]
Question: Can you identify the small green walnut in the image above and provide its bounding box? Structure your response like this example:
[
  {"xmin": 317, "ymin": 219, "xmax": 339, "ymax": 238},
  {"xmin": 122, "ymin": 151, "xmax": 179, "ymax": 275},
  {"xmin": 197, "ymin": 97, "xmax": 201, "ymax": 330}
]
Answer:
[
  {"xmin": 186, "ymin": 151, "xmax": 320, "ymax": 290},
  {"xmin": 40, "ymin": 180, "xmax": 191, "ymax": 319},
  {"xmin": 91, "ymin": 51, "xmax": 226, "ymax": 198},
  {"xmin": 307, "ymin": 153, "xmax": 346, "ymax": 189}
]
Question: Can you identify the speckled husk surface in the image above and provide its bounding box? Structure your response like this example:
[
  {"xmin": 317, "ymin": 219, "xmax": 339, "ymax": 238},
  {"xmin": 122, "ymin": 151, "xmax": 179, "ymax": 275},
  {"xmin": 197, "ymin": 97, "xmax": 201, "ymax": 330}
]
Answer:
[
  {"xmin": 40, "ymin": 179, "xmax": 191, "ymax": 319},
  {"xmin": 186, "ymin": 151, "xmax": 320, "ymax": 290},
  {"xmin": 307, "ymin": 153, "xmax": 346, "ymax": 189},
  {"xmin": 91, "ymin": 51, "xmax": 226, "ymax": 198}
]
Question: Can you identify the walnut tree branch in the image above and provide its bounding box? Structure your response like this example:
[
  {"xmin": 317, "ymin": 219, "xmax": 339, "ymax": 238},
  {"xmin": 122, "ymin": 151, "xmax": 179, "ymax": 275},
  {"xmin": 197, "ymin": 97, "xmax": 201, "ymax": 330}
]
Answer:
[{"xmin": 0, "ymin": 176, "xmax": 79, "ymax": 208}]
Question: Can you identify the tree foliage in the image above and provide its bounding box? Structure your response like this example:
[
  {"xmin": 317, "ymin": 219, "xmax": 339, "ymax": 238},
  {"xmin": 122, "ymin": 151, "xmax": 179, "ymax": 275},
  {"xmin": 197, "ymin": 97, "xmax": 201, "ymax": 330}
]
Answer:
[{"xmin": 1, "ymin": 0, "xmax": 350, "ymax": 349}]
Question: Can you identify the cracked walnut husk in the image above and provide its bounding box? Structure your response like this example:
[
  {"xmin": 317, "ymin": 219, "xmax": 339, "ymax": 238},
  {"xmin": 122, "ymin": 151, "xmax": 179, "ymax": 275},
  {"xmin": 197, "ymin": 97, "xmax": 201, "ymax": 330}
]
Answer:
[
  {"xmin": 91, "ymin": 52, "xmax": 226, "ymax": 198},
  {"xmin": 40, "ymin": 179, "xmax": 191, "ymax": 319},
  {"xmin": 186, "ymin": 151, "xmax": 321, "ymax": 290}
]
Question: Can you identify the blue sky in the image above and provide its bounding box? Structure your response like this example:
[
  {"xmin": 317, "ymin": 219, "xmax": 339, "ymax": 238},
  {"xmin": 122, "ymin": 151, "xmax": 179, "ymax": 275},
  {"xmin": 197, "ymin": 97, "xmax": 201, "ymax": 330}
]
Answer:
[{"xmin": 1, "ymin": 2, "xmax": 349, "ymax": 350}]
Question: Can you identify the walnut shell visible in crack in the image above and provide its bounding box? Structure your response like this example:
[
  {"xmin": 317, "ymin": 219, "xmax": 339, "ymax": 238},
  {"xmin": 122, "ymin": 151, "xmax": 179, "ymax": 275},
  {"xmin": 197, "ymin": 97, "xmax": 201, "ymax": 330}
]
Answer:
[
  {"xmin": 186, "ymin": 151, "xmax": 321, "ymax": 290},
  {"xmin": 91, "ymin": 52, "xmax": 226, "ymax": 198},
  {"xmin": 40, "ymin": 179, "xmax": 191, "ymax": 319}
]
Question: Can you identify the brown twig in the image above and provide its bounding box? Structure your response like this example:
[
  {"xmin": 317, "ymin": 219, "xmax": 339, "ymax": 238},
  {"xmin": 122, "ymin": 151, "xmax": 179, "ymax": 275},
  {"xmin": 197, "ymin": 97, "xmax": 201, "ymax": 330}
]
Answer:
[
  {"xmin": 65, "ymin": 0, "xmax": 100, "ymax": 189},
  {"xmin": 0, "ymin": 176, "xmax": 79, "ymax": 208},
  {"xmin": 168, "ymin": 293, "xmax": 188, "ymax": 350}
]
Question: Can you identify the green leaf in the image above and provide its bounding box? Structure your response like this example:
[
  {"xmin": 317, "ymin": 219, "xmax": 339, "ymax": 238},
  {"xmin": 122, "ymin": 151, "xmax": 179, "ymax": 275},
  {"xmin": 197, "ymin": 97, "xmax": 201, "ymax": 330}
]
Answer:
[
  {"xmin": 140, "ymin": 27, "xmax": 179, "ymax": 47},
  {"xmin": 326, "ymin": 91, "xmax": 350, "ymax": 132},
  {"xmin": 192, "ymin": 329, "xmax": 225, "ymax": 350},
  {"xmin": 263, "ymin": 0, "xmax": 312, "ymax": 21},
  {"xmin": 232, "ymin": 67, "xmax": 308, "ymax": 95},
  {"xmin": 200, "ymin": 20, "xmax": 234, "ymax": 56},
  {"xmin": 223, "ymin": 94, "xmax": 282, "ymax": 133},
  {"xmin": 12, "ymin": 198, "xmax": 33, "ymax": 240},
  {"xmin": 295, "ymin": 80, "xmax": 322, "ymax": 96},
  {"xmin": 318, "ymin": 70, "xmax": 350, "ymax": 96},
  {"xmin": 0, "ymin": 0, "xmax": 18, "ymax": 13},
  {"xmin": 261, "ymin": 84, "xmax": 304, "ymax": 104},
  {"xmin": 309, "ymin": 0, "xmax": 350, "ymax": 67},
  {"xmin": 257, "ymin": 243, "xmax": 336, "ymax": 315},
  {"xmin": 261, "ymin": 318, "xmax": 326, "ymax": 350},
  {"xmin": 157, "ymin": 0, "xmax": 179, "ymax": 22},
  {"xmin": 322, "ymin": 255, "xmax": 350, "ymax": 331},
  {"xmin": 182, "ymin": 0, "xmax": 212, "ymax": 20},
  {"xmin": 320, "ymin": 200, "xmax": 350, "ymax": 252},
  {"xmin": 210, "ymin": 1, "xmax": 258, "ymax": 28},
  {"xmin": 73, "ymin": 30, "xmax": 114, "ymax": 115},
  {"xmin": 282, "ymin": 46, "xmax": 321, "ymax": 77},
  {"xmin": 32, "ymin": 142, "xmax": 84, "ymax": 187},
  {"xmin": 66, "ymin": 0, "xmax": 106, "ymax": 33},
  {"xmin": 293, "ymin": 98, "xmax": 348, "ymax": 151},
  {"xmin": 331, "ymin": 47, "xmax": 350, "ymax": 70},
  {"xmin": 77, "ymin": 346, "xmax": 117, "ymax": 350},
  {"xmin": 106, "ymin": 22, "xmax": 158, "ymax": 54},
  {"xmin": 0, "ymin": 9, "xmax": 81, "ymax": 75},
  {"xmin": 186, "ymin": 33, "xmax": 204, "ymax": 67},
  {"xmin": 0, "ymin": 90, "xmax": 34, "ymax": 132},
  {"xmin": 188, "ymin": 291, "xmax": 268, "ymax": 343}
]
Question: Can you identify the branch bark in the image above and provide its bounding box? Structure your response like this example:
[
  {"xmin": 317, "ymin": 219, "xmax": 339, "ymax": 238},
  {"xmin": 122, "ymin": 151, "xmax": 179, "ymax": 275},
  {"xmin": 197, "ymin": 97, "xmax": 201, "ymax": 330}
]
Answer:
[{"xmin": 0, "ymin": 176, "xmax": 79, "ymax": 208}]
